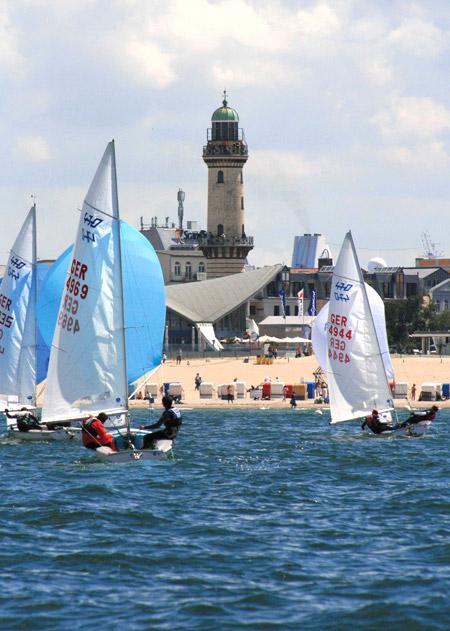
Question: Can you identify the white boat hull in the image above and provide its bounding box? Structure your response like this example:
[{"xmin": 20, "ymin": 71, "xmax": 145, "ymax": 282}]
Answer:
[
  {"xmin": 393, "ymin": 421, "xmax": 431, "ymax": 437},
  {"xmin": 8, "ymin": 428, "xmax": 78, "ymax": 441},
  {"xmin": 93, "ymin": 439, "xmax": 173, "ymax": 462}
]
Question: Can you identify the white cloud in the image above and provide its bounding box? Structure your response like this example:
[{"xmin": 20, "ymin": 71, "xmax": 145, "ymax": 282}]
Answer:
[
  {"xmin": 247, "ymin": 149, "xmax": 318, "ymax": 182},
  {"xmin": 296, "ymin": 2, "xmax": 341, "ymax": 37},
  {"xmin": 211, "ymin": 59, "xmax": 297, "ymax": 88},
  {"xmin": 379, "ymin": 141, "xmax": 450, "ymax": 168},
  {"xmin": 362, "ymin": 57, "xmax": 394, "ymax": 86},
  {"xmin": 371, "ymin": 96, "xmax": 450, "ymax": 142},
  {"xmin": 388, "ymin": 18, "xmax": 449, "ymax": 57},
  {"xmin": 0, "ymin": 7, "xmax": 25, "ymax": 74},
  {"xmin": 118, "ymin": 37, "xmax": 177, "ymax": 88},
  {"xmin": 15, "ymin": 135, "xmax": 51, "ymax": 162}
]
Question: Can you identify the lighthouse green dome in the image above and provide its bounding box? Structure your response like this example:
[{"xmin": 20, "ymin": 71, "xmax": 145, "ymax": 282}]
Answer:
[{"xmin": 212, "ymin": 95, "xmax": 239, "ymax": 122}]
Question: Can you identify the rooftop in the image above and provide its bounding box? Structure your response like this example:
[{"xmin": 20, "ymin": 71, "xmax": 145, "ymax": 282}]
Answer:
[
  {"xmin": 166, "ymin": 264, "xmax": 282, "ymax": 324},
  {"xmin": 212, "ymin": 94, "xmax": 239, "ymax": 122}
]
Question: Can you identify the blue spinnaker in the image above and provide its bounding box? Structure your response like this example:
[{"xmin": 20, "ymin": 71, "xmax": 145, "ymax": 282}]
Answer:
[{"xmin": 37, "ymin": 221, "xmax": 165, "ymax": 384}]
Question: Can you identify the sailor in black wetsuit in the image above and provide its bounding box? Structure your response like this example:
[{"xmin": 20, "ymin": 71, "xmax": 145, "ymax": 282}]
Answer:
[
  {"xmin": 141, "ymin": 395, "xmax": 182, "ymax": 449},
  {"xmin": 361, "ymin": 409, "xmax": 394, "ymax": 434},
  {"xmin": 399, "ymin": 405, "xmax": 438, "ymax": 428},
  {"xmin": 5, "ymin": 408, "xmax": 45, "ymax": 432}
]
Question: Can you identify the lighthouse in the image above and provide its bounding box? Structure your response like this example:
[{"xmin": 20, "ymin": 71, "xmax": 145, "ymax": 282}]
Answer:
[{"xmin": 200, "ymin": 92, "xmax": 253, "ymax": 279}]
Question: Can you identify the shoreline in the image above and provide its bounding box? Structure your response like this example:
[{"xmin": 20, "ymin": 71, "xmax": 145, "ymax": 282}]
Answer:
[{"xmin": 124, "ymin": 355, "xmax": 450, "ymax": 410}]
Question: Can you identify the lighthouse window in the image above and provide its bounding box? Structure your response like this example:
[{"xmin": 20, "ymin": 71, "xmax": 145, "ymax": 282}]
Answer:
[
  {"xmin": 174, "ymin": 261, "xmax": 181, "ymax": 276},
  {"xmin": 241, "ymin": 197, "xmax": 244, "ymax": 209},
  {"xmin": 240, "ymin": 171, "xmax": 243, "ymax": 183},
  {"xmin": 217, "ymin": 170, "xmax": 224, "ymax": 184}
]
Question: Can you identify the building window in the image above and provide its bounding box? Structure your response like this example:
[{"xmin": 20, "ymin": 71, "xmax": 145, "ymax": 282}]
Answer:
[
  {"xmin": 185, "ymin": 262, "xmax": 192, "ymax": 280},
  {"xmin": 249, "ymin": 305, "xmax": 256, "ymax": 316},
  {"xmin": 274, "ymin": 305, "xmax": 280, "ymax": 316},
  {"xmin": 285, "ymin": 305, "xmax": 290, "ymax": 316},
  {"xmin": 444, "ymin": 300, "xmax": 449, "ymax": 311},
  {"xmin": 240, "ymin": 171, "xmax": 243, "ymax": 184},
  {"xmin": 198, "ymin": 261, "xmax": 205, "ymax": 273},
  {"xmin": 295, "ymin": 305, "xmax": 299, "ymax": 316},
  {"xmin": 241, "ymin": 197, "xmax": 244, "ymax": 209},
  {"xmin": 174, "ymin": 261, "xmax": 181, "ymax": 276},
  {"xmin": 217, "ymin": 223, "xmax": 224, "ymax": 236},
  {"xmin": 217, "ymin": 170, "xmax": 224, "ymax": 184}
]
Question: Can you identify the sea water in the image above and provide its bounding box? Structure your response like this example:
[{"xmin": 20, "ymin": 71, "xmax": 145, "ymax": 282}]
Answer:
[{"xmin": 0, "ymin": 408, "xmax": 448, "ymax": 630}]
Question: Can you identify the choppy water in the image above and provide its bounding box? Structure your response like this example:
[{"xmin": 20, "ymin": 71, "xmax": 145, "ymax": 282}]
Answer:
[{"xmin": 0, "ymin": 408, "xmax": 449, "ymax": 630}]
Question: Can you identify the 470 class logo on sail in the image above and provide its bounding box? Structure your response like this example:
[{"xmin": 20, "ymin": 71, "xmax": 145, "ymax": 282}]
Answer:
[{"xmin": 334, "ymin": 281, "xmax": 353, "ymax": 302}]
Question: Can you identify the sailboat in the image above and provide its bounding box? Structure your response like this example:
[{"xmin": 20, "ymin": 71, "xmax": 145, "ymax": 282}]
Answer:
[
  {"xmin": 325, "ymin": 232, "xmax": 431, "ymax": 436},
  {"xmin": 40, "ymin": 141, "xmax": 172, "ymax": 460},
  {"xmin": 0, "ymin": 206, "xmax": 70, "ymax": 440}
]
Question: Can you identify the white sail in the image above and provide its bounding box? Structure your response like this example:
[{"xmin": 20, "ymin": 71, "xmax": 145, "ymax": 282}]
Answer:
[
  {"xmin": 0, "ymin": 206, "xmax": 36, "ymax": 407},
  {"xmin": 326, "ymin": 232, "xmax": 393, "ymax": 424},
  {"xmin": 42, "ymin": 142, "xmax": 128, "ymax": 423},
  {"xmin": 312, "ymin": 284, "xmax": 394, "ymax": 381}
]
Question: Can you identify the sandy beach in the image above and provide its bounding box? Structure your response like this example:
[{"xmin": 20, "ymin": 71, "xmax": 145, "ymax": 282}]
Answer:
[{"xmin": 127, "ymin": 355, "xmax": 450, "ymax": 410}]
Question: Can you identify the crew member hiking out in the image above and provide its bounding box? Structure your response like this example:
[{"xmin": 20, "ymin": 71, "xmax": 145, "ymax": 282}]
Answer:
[
  {"xmin": 5, "ymin": 408, "xmax": 47, "ymax": 432},
  {"xmin": 82, "ymin": 412, "xmax": 117, "ymax": 451},
  {"xmin": 141, "ymin": 395, "xmax": 182, "ymax": 449},
  {"xmin": 399, "ymin": 405, "xmax": 439, "ymax": 428},
  {"xmin": 361, "ymin": 409, "xmax": 394, "ymax": 434}
]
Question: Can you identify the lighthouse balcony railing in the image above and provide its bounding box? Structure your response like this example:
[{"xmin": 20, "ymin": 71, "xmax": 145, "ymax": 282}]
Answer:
[
  {"xmin": 198, "ymin": 235, "xmax": 254, "ymax": 247},
  {"xmin": 203, "ymin": 141, "xmax": 248, "ymax": 158}
]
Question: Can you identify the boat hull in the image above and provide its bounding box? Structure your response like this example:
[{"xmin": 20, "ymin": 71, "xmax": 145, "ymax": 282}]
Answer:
[
  {"xmin": 393, "ymin": 421, "xmax": 431, "ymax": 437},
  {"xmin": 93, "ymin": 439, "xmax": 173, "ymax": 462},
  {"xmin": 8, "ymin": 428, "xmax": 78, "ymax": 441}
]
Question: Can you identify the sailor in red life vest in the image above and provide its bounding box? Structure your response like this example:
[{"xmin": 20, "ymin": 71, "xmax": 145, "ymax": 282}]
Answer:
[
  {"xmin": 361, "ymin": 409, "xmax": 394, "ymax": 434},
  {"xmin": 82, "ymin": 412, "xmax": 117, "ymax": 451}
]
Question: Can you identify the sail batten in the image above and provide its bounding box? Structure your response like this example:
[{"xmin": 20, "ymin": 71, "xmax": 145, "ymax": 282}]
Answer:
[
  {"xmin": 42, "ymin": 142, "xmax": 128, "ymax": 424},
  {"xmin": 326, "ymin": 232, "xmax": 393, "ymax": 424}
]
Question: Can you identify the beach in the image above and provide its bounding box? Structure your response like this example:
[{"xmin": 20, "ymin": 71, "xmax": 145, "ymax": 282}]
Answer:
[{"xmin": 127, "ymin": 354, "xmax": 450, "ymax": 409}]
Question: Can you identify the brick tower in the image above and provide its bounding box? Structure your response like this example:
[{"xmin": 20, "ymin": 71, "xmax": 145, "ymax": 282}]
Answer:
[{"xmin": 199, "ymin": 92, "xmax": 253, "ymax": 278}]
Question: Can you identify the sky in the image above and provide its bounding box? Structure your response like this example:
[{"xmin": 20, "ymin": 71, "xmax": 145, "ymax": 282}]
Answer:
[{"xmin": 1, "ymin": 0, "xmax": 450, "ymax": 268}]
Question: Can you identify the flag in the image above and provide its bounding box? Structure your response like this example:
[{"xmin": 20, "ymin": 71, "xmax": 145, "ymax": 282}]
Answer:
[
  {"xmin": 297, "ymin": 289, "xmax": 304, "ymax": 317},
  {"xmin": 278, "ymin": 288, "xmax": 286, "ymax": 318},
  {"xmin": 308, "ymin": 288, "xmax": 317, "ymax": 316}
]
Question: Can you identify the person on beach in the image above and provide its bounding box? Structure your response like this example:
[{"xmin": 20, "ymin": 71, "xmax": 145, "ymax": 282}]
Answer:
[
  {"xmin": 411, "ymin": 384, "xmax": 416, "ymax": 401},
  {"xmin": 361, "ymin": 409, "xmax": 395, "ymax": 434},
  {"xmin": 194, "ymin": 373, "xmax": 202, "ymax": 391},
  {"xmin": 176, "ymin": 349, "xmax": 182, "ymax": 365},
  {"xmin": 399, "ymin": 405, "xmax": 438, "ymax": 428},
  {"xmin": 226, "ymin": 385, "xmax": 234, "ymax": 403},
  {"xmin": 162, "ymin": 352, "xmax": 167, "ymax": 364},
  {"xmin": 290, "ymin": 394, "xmax": 297, "ymax": 408},
  {"xmin": 140, "ymin": 395, "xmax": 182, "ymax": 449},
  {"xmin": 82, "ymin": 413, "xmax": 117, "ymax": 451}
]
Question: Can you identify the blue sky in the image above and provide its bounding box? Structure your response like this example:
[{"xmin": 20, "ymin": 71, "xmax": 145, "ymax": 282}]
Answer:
[{"xmin": 1, "ymin": 0, "xmax": 450, "ymax": 267}]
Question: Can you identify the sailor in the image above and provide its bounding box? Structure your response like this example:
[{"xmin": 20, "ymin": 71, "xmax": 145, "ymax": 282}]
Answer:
[
  {"xmin": 361, "ymin": 409, "xmax": 394, "ymax": 434},
  {"xmin": 81, "ymin": 412, "xmax": 117, "ymax": 451},
  {"xmin": 140, "ymin": 395, "xmax": 182, "ymax": 449},
  {"xmin": 5, "ymin": 408, "xmax": 45, "ymax": 432},
  {"xmin": 399, "ymin": 405, "xmax": 439, "ymax": 428}
]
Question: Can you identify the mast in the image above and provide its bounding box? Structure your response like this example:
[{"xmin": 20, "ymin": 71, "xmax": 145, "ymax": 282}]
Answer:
[
  {"xmin": 31, "ymin": 200, "xmax": 37, "ymax": 407},
  {"xmin": 110, "ymin": 140, "xmax": 129, "ymax": 415}
]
